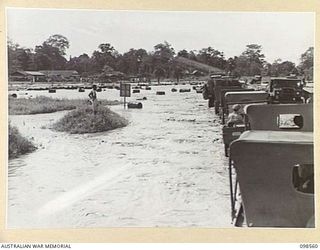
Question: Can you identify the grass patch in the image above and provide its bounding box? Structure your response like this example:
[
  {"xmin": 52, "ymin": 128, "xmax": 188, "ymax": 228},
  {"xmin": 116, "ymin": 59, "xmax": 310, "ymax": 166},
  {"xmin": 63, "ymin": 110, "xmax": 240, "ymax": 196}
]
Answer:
[
  {"xmin": 52, "ymin": 105, "xmax": 128, "ymax": 134},
  {"xmin": 9, "ymin": 123, "xmax": 37, "ymax": 159},
  {"xmin": 9, "ymin": 96, "xmax": 120, "ymax": 115}
]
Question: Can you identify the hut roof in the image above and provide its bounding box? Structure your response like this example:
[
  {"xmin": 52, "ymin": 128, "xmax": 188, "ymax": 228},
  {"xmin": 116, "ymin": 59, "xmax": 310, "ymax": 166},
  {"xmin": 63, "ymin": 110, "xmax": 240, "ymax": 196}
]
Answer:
[{"xmin": 39, "ymin": 70, "xmax": 79, "ymax": 77}]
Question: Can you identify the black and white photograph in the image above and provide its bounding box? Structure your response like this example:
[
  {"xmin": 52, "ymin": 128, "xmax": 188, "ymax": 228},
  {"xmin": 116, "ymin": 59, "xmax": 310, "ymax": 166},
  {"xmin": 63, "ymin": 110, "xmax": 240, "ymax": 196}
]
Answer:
[{"xmin": 6, "ymin": 8, "xmax": 314, "ymax": 229}]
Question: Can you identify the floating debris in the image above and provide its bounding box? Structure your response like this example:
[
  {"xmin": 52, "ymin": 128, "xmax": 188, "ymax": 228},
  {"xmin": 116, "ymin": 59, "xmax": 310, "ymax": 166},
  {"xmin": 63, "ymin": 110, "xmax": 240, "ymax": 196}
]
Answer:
[
  {"xmin": 48, "ymin": 88, "xmax": 56, "ymax": 93},
  {"xmin": 136, "ymin": 97, "xmax": 147, "ymax": 101},
  {"xmin": 179, "ymin": 89, "xmax": 191, "ymax": 93},
  {"xmin": 127, "ymin": 102, "xmax": 143, "ymax": 109}
]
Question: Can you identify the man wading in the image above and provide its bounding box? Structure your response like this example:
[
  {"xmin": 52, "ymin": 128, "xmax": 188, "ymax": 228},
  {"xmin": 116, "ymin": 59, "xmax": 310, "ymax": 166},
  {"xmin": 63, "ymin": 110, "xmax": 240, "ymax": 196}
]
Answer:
[{"xmin": 89, "ymin": 84, "xmax": 98, "ymax": 115}]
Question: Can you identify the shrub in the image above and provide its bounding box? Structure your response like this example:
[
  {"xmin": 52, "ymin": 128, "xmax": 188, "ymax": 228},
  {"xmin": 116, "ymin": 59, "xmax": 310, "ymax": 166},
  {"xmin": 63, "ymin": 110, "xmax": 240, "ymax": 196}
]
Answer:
[
  {"xmin": 9, "ymin": 124, "xmax": 37, "ymax": 159},
  {"xmin": 52, "ymin": 105, "xmax": 128, "ymax": 134}
]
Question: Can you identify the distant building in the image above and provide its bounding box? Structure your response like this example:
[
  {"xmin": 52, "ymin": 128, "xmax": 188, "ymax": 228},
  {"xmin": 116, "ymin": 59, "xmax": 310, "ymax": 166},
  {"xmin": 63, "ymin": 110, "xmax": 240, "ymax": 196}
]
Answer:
[
  {"xmin": 39, "ymin": 70, "xmax": 80, "ymax": 82},
  {"xmin": 127, "ymin": 74, "xmax": 149, "ymax": 83},
  {"xmin": 10, "ymin": 71, "xmax": 46, "ymax": 82},
  {"xmin": 10, "ymin": 70, "xmax": 81, "ymax": 82},
  {"xmin": 98, "ymin": 71, "xmax": 125, "ymax": 82}
]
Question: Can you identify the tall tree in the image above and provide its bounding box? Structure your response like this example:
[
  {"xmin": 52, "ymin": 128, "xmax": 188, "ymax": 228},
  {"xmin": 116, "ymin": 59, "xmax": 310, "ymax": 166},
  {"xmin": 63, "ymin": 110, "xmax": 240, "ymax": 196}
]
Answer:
[
  {"xmin": 32, "ymin": 34, "xmax": 70, "ymax": 70},
  {"xmin": 153, "ymin": 41, "xmax": 175, "ymax": 80},
  {"xmin": 7, "ymin": 41, "xmax": 35, "ymax": 73},
  {"xmin": 66, "ymin": 53, "xmax": 91, "ymax": 75},
  {"xmin": 177, "ymin": 49, "xmax": 189, "ymax": 58},
  {"xmin": 44, "ymin": 34, "xmax": 70, "ymax": 56},
  {"xmin": 298, "ymin": 47, "xmax": 314, "ymax": 80},
  {"xmin": 196, "ymin": 47, "xmax": 226, "ymax": 69},
  {"xmin": 140, "ymin": 53, "xmax": 154, "ymax": 78},
  {"xmin": 225, "ymin": 57, "xmax": 237, "ymax": 75},
  {"xmin": 172, "ymin": 64, "xmax": 184, "ymax": 82},
  {"xmin": 34, "ymin": 43, "xmax": 67, "ymax": 70},
  {"xmin": 117, "ymin": 48, "xmax": 148, "ymax": 75},
  {"xmin": 234, "ymin": 44, "xmax": 265, "ymax": 76},
  {"xmin": 154, "ymin": 67, "xmax": 166, "ymax": 84},
  {"xmin": 91, "ymin": 43, "xmax": 119, "ymax": 73},
  {"xmin": 154, "ymin": 41, "xmax": 175, "ymax": 62},
  {"xmin": 268, "ymin": 59, "xmax": 297, "ymax": 76}
]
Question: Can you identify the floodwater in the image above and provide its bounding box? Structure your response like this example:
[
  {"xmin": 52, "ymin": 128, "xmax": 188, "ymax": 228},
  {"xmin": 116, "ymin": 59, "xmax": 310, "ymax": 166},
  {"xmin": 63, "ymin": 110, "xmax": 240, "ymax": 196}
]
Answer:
[{"xmin": 8, "ymin": 84, "xmax": 231, "ymax": 229}]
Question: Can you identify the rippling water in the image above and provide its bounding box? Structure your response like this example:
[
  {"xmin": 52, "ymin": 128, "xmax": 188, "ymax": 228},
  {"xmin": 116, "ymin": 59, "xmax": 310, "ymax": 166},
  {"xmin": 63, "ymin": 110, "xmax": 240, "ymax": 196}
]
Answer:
[{"xmin": 8, "ymin": 84, "xmax": 231, "ymax": 228}]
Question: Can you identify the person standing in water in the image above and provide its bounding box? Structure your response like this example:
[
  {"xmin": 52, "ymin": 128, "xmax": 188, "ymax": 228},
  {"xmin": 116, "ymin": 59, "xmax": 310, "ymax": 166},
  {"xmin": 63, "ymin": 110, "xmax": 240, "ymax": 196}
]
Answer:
[{"xmin": 88, "ymin": 84, "xmax": 98, "ymax": 115}]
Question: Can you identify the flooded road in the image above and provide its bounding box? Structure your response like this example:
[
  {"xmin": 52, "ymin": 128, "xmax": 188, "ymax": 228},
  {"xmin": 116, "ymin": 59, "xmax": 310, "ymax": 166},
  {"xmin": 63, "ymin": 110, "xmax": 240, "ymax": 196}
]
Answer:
[{"xmin": 8, "ymin": 84, "xmax": 231, "ymax": 228}]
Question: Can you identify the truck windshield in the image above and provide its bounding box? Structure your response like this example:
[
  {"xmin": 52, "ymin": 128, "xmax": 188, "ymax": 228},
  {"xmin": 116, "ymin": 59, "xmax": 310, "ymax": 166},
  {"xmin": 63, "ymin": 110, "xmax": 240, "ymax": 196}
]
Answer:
[{"xmin": 272, "ymin": 80, "xmax": 301, "ymax": 88}]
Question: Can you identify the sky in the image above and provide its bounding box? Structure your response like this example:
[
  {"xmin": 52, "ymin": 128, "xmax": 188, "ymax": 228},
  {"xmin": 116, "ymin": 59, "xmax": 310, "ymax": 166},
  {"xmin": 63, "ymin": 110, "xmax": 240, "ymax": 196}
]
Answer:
[{"xmin": 6, "ymin": 8, "xmax": 315, "ymax": 65}]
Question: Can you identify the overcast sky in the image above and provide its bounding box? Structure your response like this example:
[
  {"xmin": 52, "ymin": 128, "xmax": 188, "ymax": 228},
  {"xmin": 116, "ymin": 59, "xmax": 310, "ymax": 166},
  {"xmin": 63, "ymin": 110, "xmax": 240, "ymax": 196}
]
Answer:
[{"xmin": 6, "ymin": 8, "xmax": 314, "ymax": 64}]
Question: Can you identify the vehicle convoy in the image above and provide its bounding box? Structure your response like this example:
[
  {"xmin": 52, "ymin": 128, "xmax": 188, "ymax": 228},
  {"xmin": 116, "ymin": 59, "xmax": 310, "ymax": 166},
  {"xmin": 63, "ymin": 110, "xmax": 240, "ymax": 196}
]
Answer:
[
  {"xmin": 196, "ymin": 65, "xmax": 314, "ymax": 227},
  {"xmin": 204, "ymin": 76, "xmax": 310, "ymax": 111},
  {"xmin": 228, "ymin": 103, "xmax": 314, "ymax": 227},
  {"xmin": 173, "ymin": 57, "xmax": 228, "ymax": 108},
  {"xmin": 268, "ymin": 78, "xmax": 305, "ymax": 104}
]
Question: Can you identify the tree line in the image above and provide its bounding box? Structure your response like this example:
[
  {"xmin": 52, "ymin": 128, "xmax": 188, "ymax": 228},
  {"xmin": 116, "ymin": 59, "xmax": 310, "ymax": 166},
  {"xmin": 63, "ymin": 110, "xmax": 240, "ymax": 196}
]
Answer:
[{"xmin": 8, "ymin": 34, "xmax": 314, "ymax": 81}]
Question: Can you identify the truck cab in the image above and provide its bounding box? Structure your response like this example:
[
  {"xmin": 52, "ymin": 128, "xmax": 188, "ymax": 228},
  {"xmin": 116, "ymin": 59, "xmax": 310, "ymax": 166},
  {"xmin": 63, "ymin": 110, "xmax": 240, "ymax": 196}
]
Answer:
[
  {"xmin": 221, "ymin": 91, "xmax": 269, "ymax": 156},
  {"xmin": 268, "ymin": 78, "xmax": 304, "ymax": 104},
  {"xmin": 230, "ymin": 130, "xmax": 314, "ymax": 227},
  {"xmin": 212, "ymin": 78, "xmax": 243, "ymax": 114},
  {"xmin": 228, "ymin": 103, "xmax": 314, "ymax": 227}
]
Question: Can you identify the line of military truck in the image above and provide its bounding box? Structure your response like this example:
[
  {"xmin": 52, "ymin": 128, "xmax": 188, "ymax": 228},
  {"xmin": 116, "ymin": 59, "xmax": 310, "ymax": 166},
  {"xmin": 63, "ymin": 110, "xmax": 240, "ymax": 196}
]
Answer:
[{"xmin": 202, "ymin": 75, "xmax": 314, "ymax": 228}]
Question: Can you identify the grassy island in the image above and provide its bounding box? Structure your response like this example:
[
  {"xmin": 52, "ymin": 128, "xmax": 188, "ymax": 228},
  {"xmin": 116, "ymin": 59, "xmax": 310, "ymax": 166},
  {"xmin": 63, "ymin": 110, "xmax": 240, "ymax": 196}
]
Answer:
[
  {"xmin": 9, "ymin": 96, "xmax": 121, "ymax": 115},
  {"xmin": 9, "ymin": 124, "xmax": 37, "ymax": 159},
  {"xmin": 52, "ymin": 105, "xmax": 128, "ymax": 134}
]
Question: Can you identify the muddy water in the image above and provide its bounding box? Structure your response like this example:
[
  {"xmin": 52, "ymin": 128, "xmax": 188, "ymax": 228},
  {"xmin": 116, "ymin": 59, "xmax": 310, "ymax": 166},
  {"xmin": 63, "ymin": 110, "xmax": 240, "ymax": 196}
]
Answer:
[{"xmin": 8, "ymin": 84, "xmax": 231, "ymax": 228}]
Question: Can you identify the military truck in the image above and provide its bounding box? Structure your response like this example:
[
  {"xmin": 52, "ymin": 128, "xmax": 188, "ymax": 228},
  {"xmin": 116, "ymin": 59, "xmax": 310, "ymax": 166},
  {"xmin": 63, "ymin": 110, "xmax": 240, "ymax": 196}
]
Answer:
[
  {"xmin": 268, "ymin": 78, "xmax": 304, "ymax": 104},
  {"xmin": 213, "ymin": 78, "xmax": 244, "ymax": 114},
  {"xmin": 229, "ymin": 103, "xmax": 314, "ymax": 227}
]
